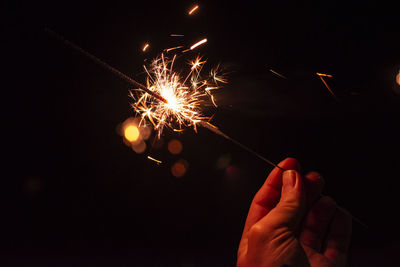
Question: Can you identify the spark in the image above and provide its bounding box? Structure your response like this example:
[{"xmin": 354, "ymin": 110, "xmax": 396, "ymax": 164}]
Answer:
[
  {"xmin": 189, "ymin": 55, "xmax": 206, "ymax": 70},
  {"xmin": 131, "ymin": 53, "xmax": 223, "ymax": 137},
  {"xmin": 165, "ymin": 46, "xmax": 184, "ymax": 52},
  {"xmin": 190, "ymin": 38, "xmax": 207, "ymax": 50},
  {"xmin": 316, "ymin": 73, "xmax": 339, "ymax": 102},
  {"xmin": 170, "ymin": 34, "xmax": 185, "ymax": 37},
  {"xmin": 316, "ymin": 72, "xmax": 333, "ymax": 77},
  {"xmin": 142, "ymin": 43, "xmax": 150, "ymax": 52},
  {"xmin": 147, "ymin": 156, "xmax": 162, "ymax": 164},
  {"xmin": 188, "ymin": 4, "xmax": 199, "ymax": 15},
  {"xmin": 269, "ymin": 69, "xmax": 287, "ymax": 79}
]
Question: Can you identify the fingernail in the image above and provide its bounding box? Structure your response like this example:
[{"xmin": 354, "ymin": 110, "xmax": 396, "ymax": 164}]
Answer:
[{"xmin": 283, "ymin": 170, "xmax": 297, "ymax": 188}]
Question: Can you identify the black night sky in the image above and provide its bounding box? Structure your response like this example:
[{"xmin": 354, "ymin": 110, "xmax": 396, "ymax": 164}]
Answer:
[{"xmin": 3, "ymin": 1, "xmax": 400, "ymax": 266}]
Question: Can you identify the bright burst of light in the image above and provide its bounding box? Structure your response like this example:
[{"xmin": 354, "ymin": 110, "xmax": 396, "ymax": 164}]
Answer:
[{"xmin": 130, "ymin": 53, "xmax": 225, "ymax": 137}]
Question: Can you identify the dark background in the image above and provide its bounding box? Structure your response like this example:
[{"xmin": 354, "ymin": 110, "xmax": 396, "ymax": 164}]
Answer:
[{"xmin": 3, "ymin": 0, "xmax": 400, "ymax": 266}]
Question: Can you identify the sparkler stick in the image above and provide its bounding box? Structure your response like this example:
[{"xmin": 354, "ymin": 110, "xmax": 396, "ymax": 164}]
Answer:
[
  {"xmin": 44, "ymin": 27, "xmax": 168, "ymax": 103},
  {"xmin": 198, "ymin": 121, "xmax": 284, "ymax": 170}
]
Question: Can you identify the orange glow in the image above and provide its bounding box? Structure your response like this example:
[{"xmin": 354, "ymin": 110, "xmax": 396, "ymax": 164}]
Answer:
[
  {"xmin": 168, "ymin": 139, "xmax": 183, "ymax": 154},
  {"xmin": 188, "ymin": 5, "xmax": 199, "ymax": 15},
  {"xmin": 316, "ymin": 72, "xmax": 333, "ymax": 77},
  {"xmin": 397, "ymin": 70, "xmax": 400, "ymax": 86},
  {"xmin": 190, "ymin": 38, "xmax": 207, "ymax": 50},
  {"xmin": 171, "ymin": 160, "xmax": 188, "ymax": 177},
  {"xmin": 124, "ymin": 125, "xmax": 140, "ymax": 142},
  {"xmin": 132, "ymin": 141, "xmax": 146, "ymax": 154},
  {"xmin": 142, "ymin": 43, "xmax": 150, "ymax": 52}
]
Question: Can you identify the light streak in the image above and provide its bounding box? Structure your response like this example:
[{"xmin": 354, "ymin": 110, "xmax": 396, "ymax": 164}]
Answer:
[
  {"xmin": 190, "ymin": 38, "xmax": 207, "ymax": 50},
  {"xmin": 142, "ymin": 43, "xmax": 150, "ymax": 52},
  {"xmin": 170, "ymin": 34, "xmax": 184, "ymax": 37},
  {"xmin": 147, "ymin": 156, "xmax": 162, "ymax": 164},
  {"xmin": 188, "ymin": 5, "xmax": 199, "ymax": 15},
  {"xmin": 316, "ymin": 72, "xmax": 333, "ymax": 77},
  {"xmin": 269, "ymin": 69, "xmax": 287, "ymax": 79},
  {"xmin": 165, "ymin": 46, "xmax": 184, "ymax": 52},
  {"xmin": 316, "ymin": 72, "xmax": 339, "ymax": 102}
]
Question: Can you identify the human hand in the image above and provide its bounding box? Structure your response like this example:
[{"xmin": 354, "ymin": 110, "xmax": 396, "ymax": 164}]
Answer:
[{"xmin": 237, "ymin": 158, "xmax": 352, "ymax": 267}]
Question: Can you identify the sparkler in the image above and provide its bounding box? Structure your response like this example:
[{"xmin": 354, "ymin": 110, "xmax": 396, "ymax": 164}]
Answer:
[
  {"xmin": 44, "ymin": 27, "xmax": 282, "ymax": 170},
  {"xmin": 45, "ymin": 28, "xmax": 366, "ymax": 227}
]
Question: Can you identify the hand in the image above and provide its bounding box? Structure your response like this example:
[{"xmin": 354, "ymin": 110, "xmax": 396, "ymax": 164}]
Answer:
[{"xmin": 237, "ymin": 158, "xmax": 352, "ymax": 267}]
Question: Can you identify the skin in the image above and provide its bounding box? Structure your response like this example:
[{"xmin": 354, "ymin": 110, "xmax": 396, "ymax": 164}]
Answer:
[{"xmin": 237, "ymin": 158, "xmax": 352, "ymax": 267}]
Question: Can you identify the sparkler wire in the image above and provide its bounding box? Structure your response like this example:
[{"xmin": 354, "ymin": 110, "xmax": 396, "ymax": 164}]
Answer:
[
  {"xmin": 198, "ymin": 122, "xmax": 284, "ymax": 170},
  {"xmin": 44, "ymin": 27, "xmax": 168, "ymax": 103}
]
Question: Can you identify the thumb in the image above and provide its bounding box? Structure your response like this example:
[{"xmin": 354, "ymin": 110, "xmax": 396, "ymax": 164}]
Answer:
[{"xmin": 263, "ymin": 170, "xmax": 306, "ymax": 230}]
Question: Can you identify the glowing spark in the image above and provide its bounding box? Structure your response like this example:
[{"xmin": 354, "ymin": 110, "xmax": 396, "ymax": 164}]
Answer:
[
  {"xmin": 170, "ymin": 34, "xmax": 184, "ymax": 37},
  {"xmin": 188, "ymin": 5, "xmax": 199, "ymax": 15},
  {"xmin": 205, "ymin": 87, "xmax": 219, "ymax": 107},
  {"xmin": 316, "ymin": 72, "xmax": 333, "ymax": 77},
  {"xmin": 190, "ymin": 55, "xmax": 206, "ymax": 70},
  {"xmin": 211, "ymin": 64, "xmax": 228, "ymax": 84},
  {"xmin": 147, "ymin": 156, "xmax": 162, "ymax": 164},
  {"xmin": 190, "ymin": 38, "xmax": 207, "ymax": 50},
  {"xmin": 269, "ymin": 69, "xmax": 287, "ymax": 79},
  {"xmin": 316, "ymin": 73, "xmax": 339, "ymax": 102},
  {"xmin": 142, "ymin": 43, "xmax": 150, "ymax": 52},
  {"xmin": 165, "ymin": 46, "xmax": 184, "ymax": 52}
]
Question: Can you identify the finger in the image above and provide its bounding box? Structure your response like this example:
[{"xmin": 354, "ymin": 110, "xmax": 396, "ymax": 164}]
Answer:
[
  {"xmin": 304, "ymin": 172, "xmax": 325, "ymax": 207},
  {"xmin": 257, "ymin": 169, "xmax": 306, "ymax": 231},
  {"xmin": 299, "ymin": 196, "xmax": 337, "ymax": 252},
  {"xmin": 323, "ymin": 208, "xmax": 352, "ymax": 264},
  {"xmin": 242, "ymin": 158, "xmax": 300, "ymax": 235}
]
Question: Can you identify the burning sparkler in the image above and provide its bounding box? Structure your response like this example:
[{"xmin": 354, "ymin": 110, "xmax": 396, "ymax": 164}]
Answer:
[
  {"xmin": 45, "ymin": 27, "xmax": 366, "ymax": 228},
  {"xmin": 130, "ymin": 53, "xmax": 224, "ymax": 137},
  {"xmin": 45, "ymin": 27, "xmax": 281, "ymax": 169}
]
